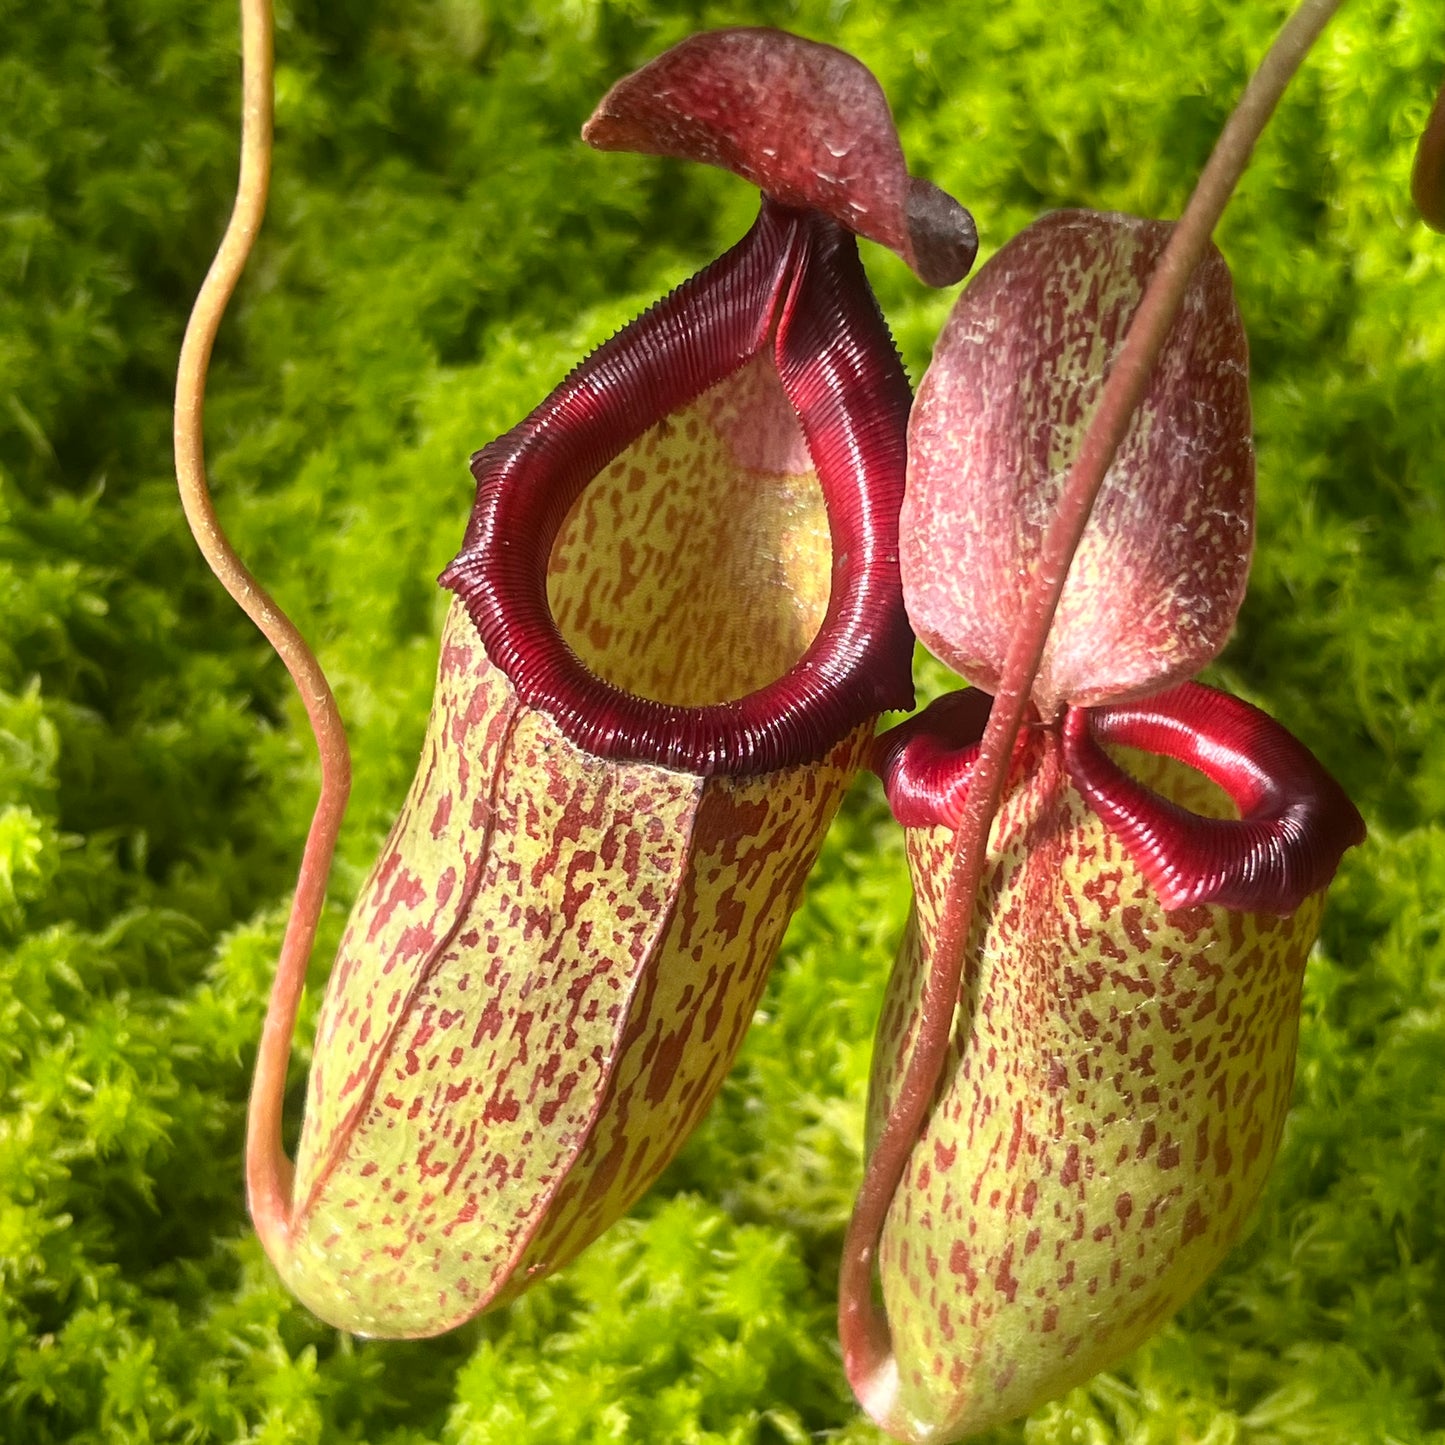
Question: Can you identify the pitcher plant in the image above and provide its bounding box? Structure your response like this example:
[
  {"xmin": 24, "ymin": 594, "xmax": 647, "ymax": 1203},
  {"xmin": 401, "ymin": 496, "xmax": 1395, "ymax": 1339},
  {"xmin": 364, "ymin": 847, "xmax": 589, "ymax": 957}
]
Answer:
[{"xmin": 168, "ymin": 0, "xmax": 1445, "ymax": 1437}]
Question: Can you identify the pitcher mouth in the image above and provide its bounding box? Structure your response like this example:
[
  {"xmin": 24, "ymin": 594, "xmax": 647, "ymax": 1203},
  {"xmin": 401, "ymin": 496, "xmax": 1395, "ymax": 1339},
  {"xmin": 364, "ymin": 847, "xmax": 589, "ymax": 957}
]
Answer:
[
  {"xmin": 874, "ymin": 680, "xmax": 1365, "ymax": 915},
  {"xmin": 441, "ymin": 198, "xmax": 917, "ymax": 777}
]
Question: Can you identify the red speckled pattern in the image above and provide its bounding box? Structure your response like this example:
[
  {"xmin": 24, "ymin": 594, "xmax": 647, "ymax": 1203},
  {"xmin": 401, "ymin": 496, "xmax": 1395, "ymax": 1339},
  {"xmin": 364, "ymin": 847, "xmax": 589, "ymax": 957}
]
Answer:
[
  {"xmin": 583, "ymin": 29, "xmax": 976, "ymax": 286},
  {"xmin": 547, "ymin": 354, "xmax": 831, "ymax": 707},
  {"xmin": 867, "ymin": 729, "xmax": 1325, "ymax": 1441},
  {"xmin": 281, "ymin": 603, "xmax": 866, "ymax": 1336},
  {"xmin": 285, "ymin": 602, "xmax": 697, "ymax": 1334},
  {"xmin": 903, "ymin": 210, "xmax": 1253, "ymax": 715},
  {"xmin": 501, "ymin": 721, "xmax": 871, "ymax": 1295}
]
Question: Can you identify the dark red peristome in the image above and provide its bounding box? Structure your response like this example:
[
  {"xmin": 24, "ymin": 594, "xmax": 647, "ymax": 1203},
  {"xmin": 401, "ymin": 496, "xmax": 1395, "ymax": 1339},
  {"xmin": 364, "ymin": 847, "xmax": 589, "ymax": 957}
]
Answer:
[
  {"xmin": 1064, "ymin": 681, "xmax": 1367, "ymax": 915},
  {"xmin": 872, "ymin": 689, "xmax": 993, "ymax": 829},
  {"xmin": 583, "ymin": 28, "xmax": 977, "ymax": 287},
  {"xmin": 441, "ymin": 197, "xmax": 916, "ymax": 777}
]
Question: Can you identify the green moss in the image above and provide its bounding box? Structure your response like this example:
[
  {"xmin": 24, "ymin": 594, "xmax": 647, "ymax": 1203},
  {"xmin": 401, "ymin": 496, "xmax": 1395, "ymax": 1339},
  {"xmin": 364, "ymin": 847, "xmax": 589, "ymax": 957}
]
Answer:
[{"xmin": 1, "ymin": 0, "xmax": 1441, "ymax": 1440}]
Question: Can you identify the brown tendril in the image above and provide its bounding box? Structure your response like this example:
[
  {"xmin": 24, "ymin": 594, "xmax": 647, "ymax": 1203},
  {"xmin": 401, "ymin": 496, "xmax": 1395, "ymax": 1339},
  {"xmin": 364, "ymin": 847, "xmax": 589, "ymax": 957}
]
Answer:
[
  {"xmin": 172, "ymin": 0, "xmax": 349, "ymax": 1257},
  {"xmin": 839, "ymin": 0, "xmax": 1348, "ymax": 1423}
]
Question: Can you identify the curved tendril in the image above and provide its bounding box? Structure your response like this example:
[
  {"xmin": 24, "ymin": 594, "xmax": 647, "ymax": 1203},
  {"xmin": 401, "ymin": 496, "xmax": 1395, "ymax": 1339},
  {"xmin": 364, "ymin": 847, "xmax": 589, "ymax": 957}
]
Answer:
[
  {"xmin": 839, "ymin": 0, "xmax": 1348, "ymax": 1420},
  {"xmin": 173, "ymin": 0, "xmax": 351, "ymax": 1255},
  {"xmin": 1413, "ymin": 71, "xmax": 1445, "ymax": 233}
]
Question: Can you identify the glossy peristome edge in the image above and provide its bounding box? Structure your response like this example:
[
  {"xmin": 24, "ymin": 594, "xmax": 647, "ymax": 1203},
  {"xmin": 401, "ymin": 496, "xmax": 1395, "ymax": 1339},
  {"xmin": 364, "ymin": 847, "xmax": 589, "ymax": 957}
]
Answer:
[
  {"xmin": 877, "ymin": 680, "xmax": 1364, "ymax": 915},
  {"xmin": 1065, "ymin": 682, "xmax": 1365, "ymax": 914},
  {"xmin": 870, "ymin": 687, "xmax": 993, "ymax": 830},
  {"xmin": 442, "ymin": 197, "xmax": 916, "ymax": 777},
  {"xmin": 583, "ymin": 28, "xmax": 977, "ymax": 287}
]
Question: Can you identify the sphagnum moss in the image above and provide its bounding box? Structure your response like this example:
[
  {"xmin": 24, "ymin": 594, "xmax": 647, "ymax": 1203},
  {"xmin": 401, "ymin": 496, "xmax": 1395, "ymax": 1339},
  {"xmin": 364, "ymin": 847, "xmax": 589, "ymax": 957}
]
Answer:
[{"xmin": 2, "ymin": 2, "xmax": 1442, "ymax": 1442}]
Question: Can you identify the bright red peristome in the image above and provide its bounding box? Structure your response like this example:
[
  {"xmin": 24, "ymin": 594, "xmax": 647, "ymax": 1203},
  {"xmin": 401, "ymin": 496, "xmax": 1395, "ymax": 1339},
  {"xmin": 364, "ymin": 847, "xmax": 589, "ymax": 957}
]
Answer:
[
  {"xmin": 1065, "ymin": 683, "xmax": 1367, "ymax": 914},
  {"xmin": 583, "ymin": 28, "xmax": 977, "ymax": 287},
  {"xmin": 902, "ymin": 210, "xmax": 1254, "ymax": 716},
  {"xmin": 870, "ymin": 688, "xmax": 992, "ymax": 829},
  {"xmin": 441, "ymin": 197, "xmax": 917, "ymax": 777},
  {"xmin": 875, "ymin": 680, "xmax": 1364, "ymax": 916}
]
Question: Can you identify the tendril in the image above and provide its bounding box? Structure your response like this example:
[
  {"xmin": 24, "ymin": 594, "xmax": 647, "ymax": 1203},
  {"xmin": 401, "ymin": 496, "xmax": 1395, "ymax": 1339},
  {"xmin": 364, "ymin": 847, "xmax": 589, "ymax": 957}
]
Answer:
[{"xmin": 172, "ymin": 0, "xmax": 350, "ymax": 1254}]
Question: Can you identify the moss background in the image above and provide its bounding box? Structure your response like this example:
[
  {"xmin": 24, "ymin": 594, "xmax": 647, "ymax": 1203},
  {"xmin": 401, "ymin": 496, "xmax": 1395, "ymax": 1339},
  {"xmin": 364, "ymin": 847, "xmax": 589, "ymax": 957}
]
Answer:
[{"xmin": 2, "ymin": 0, "xmax": 1442, "ymax": 1441}]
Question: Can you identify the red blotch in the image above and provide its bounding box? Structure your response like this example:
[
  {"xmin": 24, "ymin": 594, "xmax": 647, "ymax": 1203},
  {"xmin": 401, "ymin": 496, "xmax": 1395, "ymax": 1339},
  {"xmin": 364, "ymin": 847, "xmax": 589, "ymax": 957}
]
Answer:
[
  {"xmin": 948, "ymin": 1240, "xmax": 979, "ymax": 1291},
  {"xmin": 1180, "ymin": 1199, "xmax": 1207, "ymax": 1245},
  {"xmin": 994, "ymin": 1242, "xmax": 1019, "ymax": 1303},
  {"xmin": 1059, "ymin": 1144, "xmax": 1081, "ymax": 1186},
  {"xmin": 1244, "ymin": 1127, "xmax": 1264, "ymax": 1169},
  {"xmin": 538, "ymin": 1071, "xmax": 579, "ymax": 1127},
  {"xmin": 436, "ymin": 866, "xmax": 458, "ymax": 907},
  {"xmin": 430, "ymin": 792, "xmax": 453, "ymax": 839},
  {"xmin": 644, "ymin": 1028, "xmax": 688, "ymax": 1106},
  {"xmin": 470, "ymin": 999, "xmax": 504, "ymax": 1046}
]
